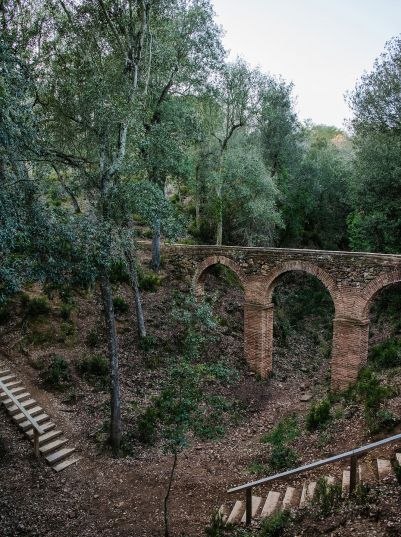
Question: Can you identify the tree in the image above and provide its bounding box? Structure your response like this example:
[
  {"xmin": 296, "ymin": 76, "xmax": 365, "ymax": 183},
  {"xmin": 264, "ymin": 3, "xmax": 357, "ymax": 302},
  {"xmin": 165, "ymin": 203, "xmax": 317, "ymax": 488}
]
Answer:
[{"xmin": 347, "ymin": 35, "xmax": 401, "ymax": 253}]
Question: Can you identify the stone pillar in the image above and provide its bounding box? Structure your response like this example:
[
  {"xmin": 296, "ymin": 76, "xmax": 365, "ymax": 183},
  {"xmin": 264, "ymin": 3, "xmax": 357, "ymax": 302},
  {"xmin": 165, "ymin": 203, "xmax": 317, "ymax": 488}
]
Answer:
[
  {"xmin": 331, "ymin": 317, "xmax": 370, "ymax": 390},
  {"xmin": 243, "ymin": 302, "xmax": 274, "ymax": 378}
]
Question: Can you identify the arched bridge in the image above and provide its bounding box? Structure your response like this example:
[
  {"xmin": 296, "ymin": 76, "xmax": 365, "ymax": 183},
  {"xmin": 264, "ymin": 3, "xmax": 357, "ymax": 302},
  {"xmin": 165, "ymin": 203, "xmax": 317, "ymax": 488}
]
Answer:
[{"xmin": 163, "ymin": 244, "xmax": 401, "ymax": 389}]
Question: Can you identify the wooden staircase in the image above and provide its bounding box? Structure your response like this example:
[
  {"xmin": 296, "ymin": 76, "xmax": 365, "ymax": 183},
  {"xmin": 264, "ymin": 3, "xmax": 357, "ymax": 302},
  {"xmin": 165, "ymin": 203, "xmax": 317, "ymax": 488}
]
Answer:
[
  {"xmin": 0, "ymin": 368, "xmax": 80, "ymax": 472},
  {"xmin": 219, "ymin": 444, "xmax": 401, "ymax": 525}
]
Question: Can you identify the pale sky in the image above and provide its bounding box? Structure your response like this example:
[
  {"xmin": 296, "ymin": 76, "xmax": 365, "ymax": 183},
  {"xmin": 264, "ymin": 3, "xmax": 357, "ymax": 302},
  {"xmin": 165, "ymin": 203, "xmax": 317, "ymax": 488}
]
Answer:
[{"xmin": 212, "ymin": 0, "xmax": 401, "ymax": 128}]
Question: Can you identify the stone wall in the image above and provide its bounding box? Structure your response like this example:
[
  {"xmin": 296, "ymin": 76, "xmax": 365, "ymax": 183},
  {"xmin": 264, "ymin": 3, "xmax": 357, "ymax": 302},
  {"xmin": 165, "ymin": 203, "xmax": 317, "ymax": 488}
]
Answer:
[{"xmin": 163, "ymin": 244, "xmax": 401, "ymax": 389}]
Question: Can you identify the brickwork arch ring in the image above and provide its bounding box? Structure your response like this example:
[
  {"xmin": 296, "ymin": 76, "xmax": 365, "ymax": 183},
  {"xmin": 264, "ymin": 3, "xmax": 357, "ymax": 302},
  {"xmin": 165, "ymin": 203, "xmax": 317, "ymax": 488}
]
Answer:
[
  {"xmin": 361, "ymin": 268, "xmax": 401, "ymax": 318},
  {"xmin": 263, "ymin": 260, "xmax": 340, "ymax": 314},
  {"xmin": 193, "ymin": 255, "xmax": 247, "ymax": 296}
]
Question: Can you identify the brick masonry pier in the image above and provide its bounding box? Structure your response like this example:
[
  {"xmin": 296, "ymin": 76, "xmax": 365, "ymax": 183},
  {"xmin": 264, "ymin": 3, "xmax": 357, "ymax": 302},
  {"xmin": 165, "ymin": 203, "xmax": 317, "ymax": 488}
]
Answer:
[{"xmin": 163, "ymin": 244, "xmax": 401, "ymax": 389}]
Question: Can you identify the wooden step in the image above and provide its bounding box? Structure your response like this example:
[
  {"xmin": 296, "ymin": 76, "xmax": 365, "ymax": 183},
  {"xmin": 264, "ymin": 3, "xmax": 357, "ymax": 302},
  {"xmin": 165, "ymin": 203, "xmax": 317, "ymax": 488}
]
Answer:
[
  {"xmin": 377, "ymin": 459, "xmax": 394, "ymax": 481},
  {"xmin": 2, "ymin": 380, "xmax": 22, "ymax": 389},
  {"xmin": 19, "ymin": 413, "xmax": 50, "ymax": 431},
  {"xmin": 226, "ymin": 500, "xmax": 244, "ymax": 524},
  {"xmin": 7, "ymin": 399, "xmax": 37, "ymax": 414},
  {"xmin": 0, "ymin": 374, "xmax": 16, "ymax": 383},
  {"xmin": 240, "ymin": 496, "xmax": 262, "ymax": 523},
  {"xmin": 13, "ymin": 406, "xmax": 43, "ymax": 423},
  {"xmin": 53, "ymin": 457, "xmax": 80, "ymax": 473},
  {"xmin": 46, "ymin": 447, "xmax": 76, "ymax": 466},
  {"xmin": 30, "ymin": 429, "xmax": 63, "ymax": 446},
  {"xmin": 282, "ymin": 487, "xmax": 298, "ymax": 510},
  {"xmin": 342, "ymin": 469, "xmax": 350, "ymax": 495},
  {"xmin": 39, "ymin": 438, "xmax": 68, "ymax": 455},
  {"xmin": 299, "ymin": 481, "xmax": 316, "ymax": 508},
  {"xmin": 260, "ymin": 491, "xmax": 281, "ymax": 518},
  {"xmin": 0, "ymin": 369, "xmax": 11, "ymax": 376},
  {"xmin": 0, "ymin": 387, "xmax": 27, "ymax": 400},
  {"xmin": 3, "ymin": 392, "xmax": 31, "ymax": 406},
  {"xmin": 395, "ymin": 453, "xmax": 401, "ymax": 466},
  {"xmin": 25, "ymin": 422, "xmax": 55, "ymax": 437}
]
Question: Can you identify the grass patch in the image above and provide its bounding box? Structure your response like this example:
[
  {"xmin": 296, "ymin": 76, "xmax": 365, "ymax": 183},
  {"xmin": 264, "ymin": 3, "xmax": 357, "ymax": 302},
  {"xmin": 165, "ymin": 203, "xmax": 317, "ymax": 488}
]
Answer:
[
  {"xmin": 76, "ymin": 354, "xmax": 108, "ymax": 389},
  {"xmin": 41, "ymin": 356, "xmax": 72, "ymax": 391},
  {"xmin": 306, "ymin": 399, "xmax": 332, "ymax": 431},
  {"xmin": 261, "ymin": 415, "xmax": 299, "ymax": 445}
]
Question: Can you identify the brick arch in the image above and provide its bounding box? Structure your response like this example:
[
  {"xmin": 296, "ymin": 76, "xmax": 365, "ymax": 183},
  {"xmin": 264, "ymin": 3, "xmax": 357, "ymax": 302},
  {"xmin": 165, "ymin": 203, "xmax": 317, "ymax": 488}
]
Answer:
[
  {"xmin": 193, "ymin": 255, "xmax": 247, "ymax": 296},
  {"xmin": 263, "ymin": 260, "xmax": 340, "ymax": 313},
  {"xmin": 361, "ymin": 268, "xmax": 401, "ymax": 317}
]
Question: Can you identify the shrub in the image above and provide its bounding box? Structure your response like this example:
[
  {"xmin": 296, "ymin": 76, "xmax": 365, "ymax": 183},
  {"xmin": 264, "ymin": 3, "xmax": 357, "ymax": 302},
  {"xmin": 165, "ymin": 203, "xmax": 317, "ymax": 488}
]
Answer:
[
  {"xmin": 205, "ymin": 510, "xmax": 233, "ymax": 537},
  {"xmin": 0, "ymin": 302, "xmax": 11, "ymax": 325},
  {"xmin": 41, "ymin": 356, "xmax": 71, "ymax": 390},
  {"xmin": 314, "ymin": 477, "xmax": 342, "ymax": 516},
  {"xmin": 60, "ymin": 303, "xmax": 73, "ymax": 321},
  {"xmin": 136, "ymin": 406, "xmax": 158, "ymax": 444},
  {"xmin": 113, "ymin": 296, "xmax": 129, "ymax": 315},
  {"xmin": 22, "ymin": 295, "xmax": 50, "ymax": 318},
  {"xmin": 306, "ymin": 399, "xmax": 331, "ymax": 431},
  {"xmin": 269, "ymin": 443, "xmax": 299, "ymax": 471},
  {"xmin": 109, "ymin": 259, "xmax": 130, "ymax": 284},
  {"xmin": 369, "ymin": 338, "xmax": 401, "ymax": 369},
  {"xmin": 76, "ymin": 354, "xmax": 108, "ymax": 389},
  {"xmin": 58, "ymin": 321, "xmax": 76, "ymax": 342},
  {"xmin": 138, "ymin": 269, "xmax": 162, "ymax": 292},
  {"xmin": 138, "ymin": 334, "xmax": 157, "ymax": 351},
  {"xmin": 86, "ymin": 328, "xmax": 101, "ymax": 347},
  {"xmin": 261, "ymin": 415, "xmax": 299, "ymax": 445},
  {"xmin": 259, "ymin": 510, "xmax": 292, "ymax": 537}
]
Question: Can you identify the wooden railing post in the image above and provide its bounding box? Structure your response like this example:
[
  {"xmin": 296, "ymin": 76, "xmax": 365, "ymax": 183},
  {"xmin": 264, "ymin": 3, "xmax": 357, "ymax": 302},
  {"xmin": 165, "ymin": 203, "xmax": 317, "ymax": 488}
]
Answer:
[
  {"xmin": 349, "ymin": 453, "xmax": 358, "ymax": 495},
  {"xmin": 245, "ymin": 487, "xmax": 252, "ymax": 525}
]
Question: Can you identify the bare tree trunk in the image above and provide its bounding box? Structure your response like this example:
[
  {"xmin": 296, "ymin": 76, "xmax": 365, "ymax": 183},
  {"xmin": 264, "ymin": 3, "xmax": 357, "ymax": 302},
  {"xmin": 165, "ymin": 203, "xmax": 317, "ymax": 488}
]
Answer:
[
  {"xmin": 216, "ymin": 196, "xmax": 223, "ymax": 246},
  {"xmin": 100, "ymin": 272, "xmax": 121, "ymax": 456},
  {"xmin": 151, "ymin": 218, "xmax": 161, "ymax": 272},
  {"xmin": 164, "ymin": 451, "xmax": 178, "ymax": 537},
  {"xmin": 125, "ymin": 249, "xmax": 146, "ymax": 338}
]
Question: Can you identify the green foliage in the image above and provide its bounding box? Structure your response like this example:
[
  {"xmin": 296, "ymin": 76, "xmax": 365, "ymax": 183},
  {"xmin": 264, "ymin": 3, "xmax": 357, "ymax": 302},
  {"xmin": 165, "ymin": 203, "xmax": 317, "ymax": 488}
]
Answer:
[
  {"xmin": 113, "ymin": 296, "xmax": 129, "ymax": 315},
  {"xmin": 268, "ymin": 443, "xmax": 300, "ymax": 471},
  {"xmin": 138, "ymin": 269, "xmax": 162, "ymax": 292},
  {"xmin": 259, "ymin": 510, "xmax": 292, "ymax": 537},
  {"xmin": 85, "ymin": 329, "xmax": 101, "ymax": 348},
  {"xmin": 306, "ymin": 399, "xmax": 332, "ymax": 431},
  {"xmin": 60, "ymin": 303, "xmax": 73, "ymax": 321},
  {"xmin": 314, "ymin": 477, "xmax": 342, "ymax": 516},
  {"xmin": 136, "ymin": 407, "xmax": 159, "ymax": 445},
  {"xmin": 109, "ymin": 259, "xmax": 130, "ymax": 284},
  {"xmin": 261, "ymin": 415, "xmax": 299, "ymax": 445},
  {"xmin": 369, "ymin": 338, "xmax": 401, "ymax": 370},
  {"xmin": 138, "ymin": 334, "xmax": 157, "ymax": 351},
  {"xmin": 21, "ymin": 295, "xmax": 50, "ymax": 318},
  {"xmin": 205, "ymin": 510, "xmax": 233, "ymax": 537},
  {"xmin": 41, "ymin": 356, "xmax": 71, "ymax": 391},
  {"xmin": 76, "ymin": 354, "xmax": 108, "ymax": 389}
]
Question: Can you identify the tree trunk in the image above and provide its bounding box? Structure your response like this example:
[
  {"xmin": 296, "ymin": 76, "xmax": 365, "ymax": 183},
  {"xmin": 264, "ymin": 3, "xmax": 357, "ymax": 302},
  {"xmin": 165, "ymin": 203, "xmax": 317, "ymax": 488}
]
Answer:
[
  {"xmin": 151, "ymin": 218, "xmax": 161, "ymax": 272},
  {"xmin": 164, "ymin": 451, "xmax": 178, "ymax": 537},
  {"xmin": 100, "ymin": 272, "xmax": 122, "ymax": 456},
  {"xmin": 125, "ymin": 249, "xmax": 146, "ymax": 338},
  {"xmin": 216, "ymin": 192, "xmax": 223, "ymax": 246}
]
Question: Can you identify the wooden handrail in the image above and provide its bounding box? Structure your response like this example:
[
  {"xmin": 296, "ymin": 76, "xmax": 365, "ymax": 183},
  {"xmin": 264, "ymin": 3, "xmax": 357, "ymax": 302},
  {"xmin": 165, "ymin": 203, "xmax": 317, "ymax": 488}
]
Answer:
[
  {"xmin": 228, "ymin": 431, "xmax": 401, "ymax": 525},
  {"xmin": 0, "ymin": 379, "xmax": 44, "ymax": 457}
]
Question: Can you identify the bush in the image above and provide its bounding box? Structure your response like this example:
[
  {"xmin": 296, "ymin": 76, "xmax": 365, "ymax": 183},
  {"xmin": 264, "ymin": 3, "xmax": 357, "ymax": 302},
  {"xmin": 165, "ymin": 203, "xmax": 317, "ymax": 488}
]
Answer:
[
  {"xmin": 138, "ymin": 334, "xmax": 157, "ymax": 351},
  {"xmin": 138, "ymin": 269, "xmax": 162, "ymax": 292},
  {"xmin": 314, "ymin": 477, "xmax": 342, "ymax": 516},
  {"xmin": 369, "ymin": 338, "xmax": 401, "ymax": 369},
  {"xmin": 86, "ymin": 328, "xmax": 101, "ymax": 347},
  {"xmin": 60, "ymin": 303, "xmax": 73, "ymax": 321},
  {"xmin": 269, "ymin": 443, "xmax": 299, "ymax": 471},
  {"xmin": 261, "ymin": 415, "xmax": 299, "ymax": 445},
  {"xmin": 113, "ymin": 296, "xmax": 129, "ymax": 315},
  {"xmin": 259, "ymin": 510, "xmax": 292, "ymax": 537},
  {"xmin": 0, "ymin": 302, "xmax": 11, "ymax": 325},
  {"xmin": 22, "ymin": 295, "xmax": 51, "ymax": 318},
  {"xmin": 76, "ymin": 354, "xmax": 108, "ymax": 389},
  {"xmin": 136, "ymin": 406, "xmax": 158, "ymax": 444},
  {"xmin": 306, "ymin": 399, "xmax": 331, "ymax": 431},
  {"xmin": 109, "ymin": 259, "xmax": 130, "ymax": 284},
  {"xmin": 41, "ymin": 356, "xmax": 71, "ymax": 390}
]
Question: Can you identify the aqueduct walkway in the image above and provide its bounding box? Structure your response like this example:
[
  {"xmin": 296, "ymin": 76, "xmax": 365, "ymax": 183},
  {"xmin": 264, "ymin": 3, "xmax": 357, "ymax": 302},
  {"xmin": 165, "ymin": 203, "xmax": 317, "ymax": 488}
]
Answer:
[{"xmin": 164, "ymin": 244, "xmax": 401, "ymax": 389}]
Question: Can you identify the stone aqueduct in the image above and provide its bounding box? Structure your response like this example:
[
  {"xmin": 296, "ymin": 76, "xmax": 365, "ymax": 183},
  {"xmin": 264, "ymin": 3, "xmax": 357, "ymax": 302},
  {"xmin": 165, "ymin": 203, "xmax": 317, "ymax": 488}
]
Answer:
[{"xmin": 163, "ymin": 244, "xmax": 401, "ymax": 389}]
